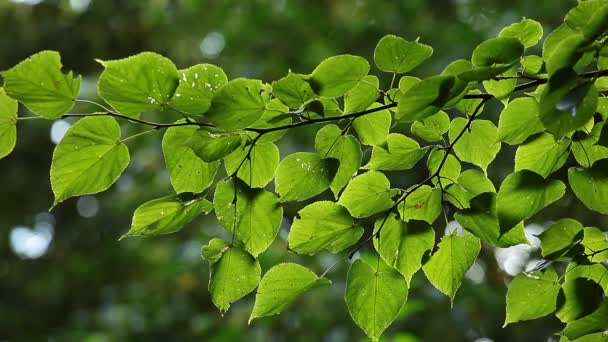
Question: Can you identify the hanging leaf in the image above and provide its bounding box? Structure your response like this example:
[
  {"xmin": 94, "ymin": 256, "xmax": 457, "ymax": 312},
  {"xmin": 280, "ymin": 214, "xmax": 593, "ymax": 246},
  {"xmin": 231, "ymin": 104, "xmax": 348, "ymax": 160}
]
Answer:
[
  {"xmin": 224, "ymin": 142, "xmax": 280, "ymax": 188},
  {"xmin": 271, "ymin": 72, "xmax": 316, "ymax": 108},
  {"xmin": 397, "ymin": 75, "xmax": 455, "ymax": 122},
  {"xmin": 537, "ymin": 218, "xmax": 584, "ymax": 259},
  {"xmin": 514, "ymin": 133, "xmax": 570, "ymax": 178},
  {"xmin": 168, "ymin": 63, "xmax": 227, "ymax": 114},
  {"xmin": 455, "ymin": 193, "xmax": 530, "ymax": 248},
  {"xmin": 288, "ymin": 201, "xmax": 363, "ymax": 254},
  {"xmin": 410, "ymin": 110, "xmax": 450, "ymax": 142},
  {"xmin": 504, "ymin": 268, "xmax": 561, "ymax": 326},
  {"xmin": 398, "ymin": 185, "xmax": 442, "ymax": 224},
  {"xmin": 0, "ymin": 88, "xmax": 18, "ymax": 159},
  {"xmin": 373, "ymin": 34, "xmax": 433, "ymax": 73},
  {"xmin": 471, "ymin": 37, "xmax": 524, "ymax": 67},
  {"xmin": 1, "ymin": 51, "xmax": 80, "ymax": 119},
  {"xmin": 344, "ymin": 75, "xmax": 380, "ymax": 114},
  {"xmin": 422, "ymin": 232, "xmax": 481, "ymax": 302},
  {"xmin": 568, "ymin": 160, "xmax": 608, "ymax": 214},
  {"xmin": 275, "ymin": 152, "xmax": 337, "ymax": 202},
  {"xmin": 498, "ymin": 18, "xmax": 544, "ymax": 48},
  {"xmin": 496, "ymin": 170, "xmax": 565, "ymax": 233},
  {"xmin": 97, "ymin": 52, "xmax": 178, "ymax": 118},
  {"xmin": 338, "ymin": 171, "xmax": 397, "ymax": 218},
  {"xmin": 364, "ymin": 133, "xmax": 428, "ymax": 171},
  {"xmin": 374, "ymin": 214, "xmax": 435, "ymax": 284},
  {"xmin": 345, "ymin": 258, "xmax": 408, "ymax": 342},
  {"xmin": 205, "ymin": 78, "xmax": 269, "ymax": 130},
  {"xmin": 250, "ymin": 263, "xmax": 330, "ymax": 322},
  {"xmin": 314, "ymin": 124, "xmax": 362, "ymax": 198},
  {"xmin": 123, "ymin": 194, "xmax": 213, "ymax": 237},
  {"xmin": 352, "ymin": 102, "xmax": 392, "ymax": 146},
  {"xmin": 50, "ymin": 116, "xmax": 129, "ymax": 207},
  {"xmin": 448, "ymin": 118, "xmax": 501, "ymax": 173},
  {"xmin": 213, "ymin": 178, "xmax": 282, "ymax": 257},
  {"xmin": 202, "ymin": 239, "xmax": 261, "ymax": 315},
  {"xmin": 497, "ymin": 97, "xmax": 544, "ymax": 145},
  {"xmin": 162, "ymin": 125, "xmax": 219, "ymax": 194},
  {"xmin": 309, "ymin": 55, "xmax": 370, "ymax": 98}
]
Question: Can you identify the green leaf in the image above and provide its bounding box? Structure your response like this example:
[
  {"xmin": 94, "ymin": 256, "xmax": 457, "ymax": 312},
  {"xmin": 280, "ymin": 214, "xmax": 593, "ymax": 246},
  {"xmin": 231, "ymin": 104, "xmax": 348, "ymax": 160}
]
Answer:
[
  {"xmin": 162, "ymin": 125, "xmax": 219, "ymax": 194},
  {"xmin": 201, "ymin": 238, "xmax": 230, "ymax": 264},
  {"xmin": 441, "ymin": 59, "xmax": 474, "ymax": 107},
  {"xmin": 398, "ymin": 185, "xmax": 442, "ymax": 224},
  {"xmin": 344, "ymin": 75, "xmax": 380, "ymax": 114},
  {"xmin": 205, "ymin": 78, "xmax": 269, "ymax": 130},
  {"xmin": 556, "ymin": 278, "xmax": 604, "ymax": 323},
  {"xmin": 422, "ymin": 232, "xmax": 481, "ymax": 302},
  {"xmin": 471, "ymin": 37, "xmax": 524, "ymax": 67},
  {"xmin": 224, "ymin": 142, "xmax": 280, "ymax": 188},
  {"xmin": 271, "ymin": 72, "xmax": 316, "ymax": 108},
  {"xmin": 539, "ymin": 72, "xmax": 598, "ymax": 137},
  {"xmin": 497, "ymin": 97, "xmax": 544, "ymax": 145},
  {"xmin": 314, "ymin": 124, "xmax": 362, "ymax": 198},
  {"xmin": 427, "ymin": 149, "xmax": 461, "ymax": 186},
  {"xmin": 397, "ymin": 75, "xmax": 455, "ymax": 122},
  {"xmin": 543, "ymin": 24, "xmax": 578, "ymax": 61},
  {"xmin": 168, "ymin": 64, "xmax": 228, "ymax": 114},
  {"xmin": 338, "ymin": 171, "xmax": 397, "ymax": 218},
  {"xmin": 250, "ymin": 263, "xmax": 330, "ymax": 322},
  {"xmin": 563, "ymin": 299, "xmax": 608, "ymax": 340},
  {"xmin": 504, "ymin": 268, "xmax": 561, "ymax": 326},
  {"xmin": 184, "ymin": 129, "xmax": 243, "ymax": 162},
  {"xmin": 458, "ymin": 64, "xmax": 513, "ymax": 82},
  {"xmin": 302, "ymin": 98, "xmax": 342, "ymax": 119},
  {"xmin": 545, "ymin": 34, "xmax": 586, "ymax": 76},
  {"xmin": 374, "ymin": 214, "xmax": 435, "ymax": 284},
  {"xmin": 515, "ymin": 133, "xmax": 570, "ymax": 178},
  {"xmin": 213, "ymin": 178, "xmax": 282, "ymax": 257},
  {"xmin": 97, "ymin": 52, "xmax": 178, "ymax": 118},
  {"xmin": 345, "ymin": 258, "xmax": 408, "ymax": 342},
  {"xmin": 565, "ymin": 262, "xmax": 608, "ymax": 295},
  {"xmin": 50, "ymin": 116, "xmax": 129, "ymax": 207},
  {"xmin": 455, "ymin": 90, "xmax": 486, "ymax": 115},
  {"xmin": 288, "ymin": 201, "xmax": 363, "ymax": 254},
  {"xmin": 309, "ymin": 55, "xmax": 370, "ymax": 98},
  {"xmin": 410, "ymin": 110, "xmax": 450, "ymax": 142},
  {"xmin": 572, "ymin": 124, "xmax": 608, "ymax": 167},
  {"xmin": 521, "ymin": 55, "xmax": 544, "ymax": 75},
  {"xmin": 455, "ymin": 193, "xmax": 530, "ymax": 248},
  {"xmin": 352, "ymin": 102, "xmax": 391, "ymax": 146},
  {"xmin": 496, "ymin": 170, "xmax": 566, "ymax": 232},
  {"xmin": 581, "ymin": 227, "xmax": 608, "ymax": 262},
  {"xmin": 246, "ymin": 99, "xmax": 292, "ymax": 143},
  {"xmin": 275, "ymin": 152, "xmax": 337, "ymax": 202},
  {"xmin": 0, "ymin": 88, "xmax": 18, "ymax": 159},
  {"xmin": 444, "ymin": 169, "xmax": 496, "ymax": 209},
  {"xmin": 202, "ymin": 239, "xmax": 261, "ymax": 314},
  {"xmin": 448, "ymin": 118, "xmax": 501, "ymax": 173},
  {"xmin": 373, "ymin": 34, "xmax": 433, "ymax": 73},
  {"xmin": 568, "ymin": 160, "xmax": 608, "ymax": 214},
  {"xmin": 364, "ymin": 133, "xmax": 428, "ymax": 171},
  {"xmin": 498, "ymin": 18, "xmax": 544, "ymax": 48},
  {"xmin": 1, "ymin": 51, "xmax": 80, "ymax": 119},
  {"xmin": 538, "ymin": 218, "xmax": 584, "ymax": 259},
  {"xmin": 581, "ymin": 4, "xmax": 608, "ymax": 41},
  {"xmin": 482, "ymin": 67, "xmax": 517, "ymax": 100},
  {"xmin": 123, "ymin": 194, "xmax": 213, "ymax": 237},
  {"xmin": 565, "ymin": 0, "xmax": 606, "ymax": 31}
]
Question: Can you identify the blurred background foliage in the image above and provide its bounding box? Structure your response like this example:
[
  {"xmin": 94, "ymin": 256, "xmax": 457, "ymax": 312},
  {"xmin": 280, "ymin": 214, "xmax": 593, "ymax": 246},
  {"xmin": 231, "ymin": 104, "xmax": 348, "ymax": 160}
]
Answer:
[{"xmin": 0, "ymin": 0, "xmax": 600, "ymax": 341}]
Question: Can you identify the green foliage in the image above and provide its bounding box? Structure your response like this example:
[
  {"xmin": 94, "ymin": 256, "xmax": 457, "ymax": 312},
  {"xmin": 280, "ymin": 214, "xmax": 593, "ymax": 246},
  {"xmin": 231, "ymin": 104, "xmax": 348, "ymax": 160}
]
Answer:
[{"xmin": 4, "ymin": 5, "xmax": 608, "ymax": 340}]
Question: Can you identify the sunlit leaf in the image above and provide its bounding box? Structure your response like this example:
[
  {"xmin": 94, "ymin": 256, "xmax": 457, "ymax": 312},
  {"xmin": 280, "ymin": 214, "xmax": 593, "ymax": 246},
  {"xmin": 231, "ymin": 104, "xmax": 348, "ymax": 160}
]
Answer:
[
  {"xmin": 1, "ymin": 51, "xmax": 80, "ymax": 119},
  {"xmin": 50, "ymin": 116, "xmax": 129, "ymax": 207}
]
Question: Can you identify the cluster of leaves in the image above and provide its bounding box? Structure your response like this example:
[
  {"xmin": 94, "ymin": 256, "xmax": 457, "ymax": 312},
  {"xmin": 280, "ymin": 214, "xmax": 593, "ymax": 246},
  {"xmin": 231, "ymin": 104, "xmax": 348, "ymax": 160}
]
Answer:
[{"xmin": 2, "ymin": 1, "xmax": 608, "ymax": 340}]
